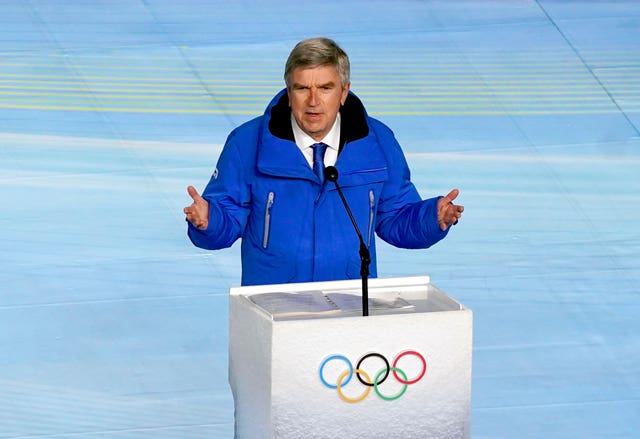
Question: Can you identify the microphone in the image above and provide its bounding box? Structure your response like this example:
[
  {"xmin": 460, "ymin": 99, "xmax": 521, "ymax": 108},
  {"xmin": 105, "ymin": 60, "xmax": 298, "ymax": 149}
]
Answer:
[
  {"xmin": 324, "ymin": 166, "xmax": 371, "ymax": 317},
  {"xmin": 324, "ymin": 165, "xmax": 339, "ymax": 183}
]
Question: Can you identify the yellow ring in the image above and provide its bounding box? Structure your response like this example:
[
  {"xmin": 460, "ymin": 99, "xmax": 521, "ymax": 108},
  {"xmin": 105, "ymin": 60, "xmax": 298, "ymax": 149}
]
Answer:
[{"xmin": 336, "ymin": 368, "xmax": 372, "ymax": 403}]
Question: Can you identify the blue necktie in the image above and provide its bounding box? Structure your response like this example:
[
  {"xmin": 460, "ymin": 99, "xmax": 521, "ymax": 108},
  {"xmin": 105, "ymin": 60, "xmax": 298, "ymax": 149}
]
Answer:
[{"xmin": 311, "ymin": 143, "xmax": 327, "ymax": 184}]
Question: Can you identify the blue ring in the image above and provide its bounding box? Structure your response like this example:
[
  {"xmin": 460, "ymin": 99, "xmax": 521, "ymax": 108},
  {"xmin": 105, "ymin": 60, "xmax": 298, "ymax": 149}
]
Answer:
[{"xmin": 319, "ymin": 355, "xmax": 353, "ymax": 389}]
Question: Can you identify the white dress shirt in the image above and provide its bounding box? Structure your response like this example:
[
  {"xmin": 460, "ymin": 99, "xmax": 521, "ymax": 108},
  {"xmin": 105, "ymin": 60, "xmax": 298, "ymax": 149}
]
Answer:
[{"xmin": 291, "ymin": 113, "xmax": 340, "ymax": 168}]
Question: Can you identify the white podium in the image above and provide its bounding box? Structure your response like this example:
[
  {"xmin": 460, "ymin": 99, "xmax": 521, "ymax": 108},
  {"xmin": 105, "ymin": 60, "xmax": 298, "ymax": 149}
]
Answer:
[{"xmin": 229, "ymin": 276, "xmax": 472, "ymax": 439}]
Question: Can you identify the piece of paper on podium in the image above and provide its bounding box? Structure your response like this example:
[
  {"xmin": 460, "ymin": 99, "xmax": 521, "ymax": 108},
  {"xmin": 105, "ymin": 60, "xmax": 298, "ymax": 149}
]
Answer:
[{"xmin": 248, "ymin": 290, "xmax": 415, "ymax": 318}]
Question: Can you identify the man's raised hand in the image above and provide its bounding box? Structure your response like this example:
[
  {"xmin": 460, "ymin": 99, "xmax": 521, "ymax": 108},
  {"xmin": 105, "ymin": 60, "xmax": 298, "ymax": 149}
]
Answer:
[
  {"xmin": 184, "ymin": 186, "xmax": 209, "ymax": 230},
  {"xmin": 437, "ymin": 189, "xmax": 464, "ymax": 231}
]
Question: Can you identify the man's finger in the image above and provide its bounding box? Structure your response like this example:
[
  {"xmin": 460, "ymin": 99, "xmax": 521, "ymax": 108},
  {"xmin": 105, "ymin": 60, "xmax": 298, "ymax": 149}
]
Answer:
[
  {"xmin": 187, "ymin": 185, "xmax": 202, "ymax": 202},
  {"xmin": 443, "ymin": 188, "xmax": 459, "ymax": 204}
]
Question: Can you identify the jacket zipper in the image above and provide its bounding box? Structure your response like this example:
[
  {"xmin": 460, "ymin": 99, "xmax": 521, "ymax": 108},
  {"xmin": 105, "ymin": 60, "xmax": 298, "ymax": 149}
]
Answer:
[
  {"xmin": 263, "ymin": 191, "xmax": 275, "ymax": 249},
  {"xmin": 367, "ymin": 189, "xmax": 375, "ymax": 247}
]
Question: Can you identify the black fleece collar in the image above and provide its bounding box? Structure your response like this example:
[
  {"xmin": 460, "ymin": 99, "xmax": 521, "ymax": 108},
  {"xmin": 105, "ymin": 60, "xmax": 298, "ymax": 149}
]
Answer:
[{"xmin": 268, "ymin": 91, "xmax": 370, "ymax": 153}]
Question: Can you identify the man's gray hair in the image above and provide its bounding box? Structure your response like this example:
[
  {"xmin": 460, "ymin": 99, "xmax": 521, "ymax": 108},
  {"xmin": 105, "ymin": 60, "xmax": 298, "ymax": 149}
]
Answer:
[{"xmin": 284, "ymin": 37, "xmax": 350, "ymax": 88}]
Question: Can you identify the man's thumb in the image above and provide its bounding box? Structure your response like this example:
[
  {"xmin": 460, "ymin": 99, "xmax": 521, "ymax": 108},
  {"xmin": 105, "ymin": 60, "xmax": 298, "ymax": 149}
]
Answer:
[
  {"xmin": 444, "ymin": 188, "xmax": 459, "ymax": 203},
  {"xmin": 187, "ymin": 185, "xmax": 201, "ymax": 201}
]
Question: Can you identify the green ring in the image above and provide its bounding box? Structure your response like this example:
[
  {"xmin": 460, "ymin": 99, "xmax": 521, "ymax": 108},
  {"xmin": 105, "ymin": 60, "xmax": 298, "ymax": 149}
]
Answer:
[{"xmin": 374, "ymin": 367, "xmax": 408, "ymax": 401}]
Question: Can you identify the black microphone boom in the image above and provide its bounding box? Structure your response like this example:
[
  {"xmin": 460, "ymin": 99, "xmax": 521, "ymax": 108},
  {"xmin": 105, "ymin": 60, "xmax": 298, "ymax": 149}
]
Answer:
[{"xmin": 324, "ymin": 166, "xmax": 370, "ymax": 317}]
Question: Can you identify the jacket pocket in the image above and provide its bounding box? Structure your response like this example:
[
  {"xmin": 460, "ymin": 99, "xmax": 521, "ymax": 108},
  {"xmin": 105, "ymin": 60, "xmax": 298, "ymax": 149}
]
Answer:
[
  {"xmin": 263, "ymin": 191, "xmax": 275, "ymax": 248},
  {"xmin": 338, "ymin": 167, "xmax": 388, "ymax": 189}
]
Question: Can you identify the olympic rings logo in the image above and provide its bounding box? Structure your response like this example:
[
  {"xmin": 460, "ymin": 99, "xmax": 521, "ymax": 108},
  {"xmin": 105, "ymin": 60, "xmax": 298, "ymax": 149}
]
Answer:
[{"xmin": 319, "ymin": 350, "xmax": 427, "ymax": 403}]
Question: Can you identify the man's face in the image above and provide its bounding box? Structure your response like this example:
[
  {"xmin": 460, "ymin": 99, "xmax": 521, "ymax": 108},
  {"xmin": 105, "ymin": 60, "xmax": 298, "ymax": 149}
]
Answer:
[{"xmin": 288, "ymin": 65, "xmax": 350, "ymax": 142}]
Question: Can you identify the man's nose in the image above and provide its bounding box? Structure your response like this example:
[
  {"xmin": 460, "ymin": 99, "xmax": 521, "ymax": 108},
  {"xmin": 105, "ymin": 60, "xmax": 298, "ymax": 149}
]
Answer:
[{"xmin": 308, "ymin": 88, "xmax": 319, "ymax": 105}]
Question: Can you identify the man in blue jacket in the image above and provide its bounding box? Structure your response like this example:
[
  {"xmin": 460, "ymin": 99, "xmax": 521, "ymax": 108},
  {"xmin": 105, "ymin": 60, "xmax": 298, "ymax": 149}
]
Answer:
[{"xmin": 184, "ymin": 37, "xmax": 463, "ymax": 286}]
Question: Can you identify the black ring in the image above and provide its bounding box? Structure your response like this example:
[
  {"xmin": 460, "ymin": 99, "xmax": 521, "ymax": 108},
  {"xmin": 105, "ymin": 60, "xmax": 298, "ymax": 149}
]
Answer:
[{"xmin": 356, "ymin": 352, "xmax": 390, "ymax": 387}]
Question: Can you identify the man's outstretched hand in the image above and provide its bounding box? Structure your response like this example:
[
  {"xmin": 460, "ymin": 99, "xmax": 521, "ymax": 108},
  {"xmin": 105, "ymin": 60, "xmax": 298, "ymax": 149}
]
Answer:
[
  {"xmin": 437, "ymin": 189, "xmax": 464, "ymax": 231},
  {"xmin": 184, "ymin": 186, "xmax": 209, "ymax": 230}
]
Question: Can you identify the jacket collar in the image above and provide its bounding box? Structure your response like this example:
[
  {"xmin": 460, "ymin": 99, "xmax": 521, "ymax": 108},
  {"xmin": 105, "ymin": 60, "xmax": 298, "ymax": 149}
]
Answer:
[
  {"xmin": 266, "ymin": 89, "xmax": 370, "ymax": 147},
  {"xmin": 258, "ymin": 89, "xmax": 371, "ymax": 179}
]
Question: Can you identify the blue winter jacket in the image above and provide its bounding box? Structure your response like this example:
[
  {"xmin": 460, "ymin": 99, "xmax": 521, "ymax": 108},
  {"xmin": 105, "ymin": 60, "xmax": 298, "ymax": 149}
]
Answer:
[{"xmin": 188, "ymin": 89, "xmax": 449, "ymax": 286}]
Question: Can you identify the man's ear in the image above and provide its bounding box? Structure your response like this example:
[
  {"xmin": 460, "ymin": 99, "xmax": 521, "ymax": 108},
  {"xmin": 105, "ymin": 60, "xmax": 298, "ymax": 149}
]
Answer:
[{"xmin": 341, "ymin": 82, "xmax": 351, "ymax": 106}]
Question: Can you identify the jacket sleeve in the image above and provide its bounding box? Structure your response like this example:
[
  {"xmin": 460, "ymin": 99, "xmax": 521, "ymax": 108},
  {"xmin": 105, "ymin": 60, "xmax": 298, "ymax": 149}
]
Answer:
[
  {"xmin": 187, "ymin": 131, "xmax": 251, "ymax": 250},
  {"xmin": 373, "ymin": 124, "xmax": 449, "ymax": 249}
]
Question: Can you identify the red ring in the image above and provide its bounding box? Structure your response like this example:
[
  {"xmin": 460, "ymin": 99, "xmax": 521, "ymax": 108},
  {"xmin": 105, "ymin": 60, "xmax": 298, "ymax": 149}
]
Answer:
[{"xmin": 392, "ymin": 350, "xmax": 426, "ymax": 384}]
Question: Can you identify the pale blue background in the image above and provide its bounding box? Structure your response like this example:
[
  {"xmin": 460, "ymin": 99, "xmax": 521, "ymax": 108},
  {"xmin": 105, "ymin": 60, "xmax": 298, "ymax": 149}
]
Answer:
[{"xmin": 1, "ymin": 1, "xmax": 638, "ymax": 437}]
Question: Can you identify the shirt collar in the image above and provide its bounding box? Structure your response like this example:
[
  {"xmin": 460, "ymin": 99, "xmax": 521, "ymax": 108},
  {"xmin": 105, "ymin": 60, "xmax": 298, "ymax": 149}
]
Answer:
[{"xmin": 291, "ymin": 113, "xmax": 341, "ymax": 152}]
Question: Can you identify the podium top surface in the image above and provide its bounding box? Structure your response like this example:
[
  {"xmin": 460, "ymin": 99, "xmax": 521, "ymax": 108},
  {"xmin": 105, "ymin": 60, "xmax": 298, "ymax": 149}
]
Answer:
[{"xmin": 229, "ymin": 276, "xmax": 467, "ymax": 321}]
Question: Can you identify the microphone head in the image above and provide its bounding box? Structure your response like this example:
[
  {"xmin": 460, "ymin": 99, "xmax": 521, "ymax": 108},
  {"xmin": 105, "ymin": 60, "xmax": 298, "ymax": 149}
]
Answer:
[{"xmin": 324, "ymin": 166, "xmax": 338, "ymax": 182}]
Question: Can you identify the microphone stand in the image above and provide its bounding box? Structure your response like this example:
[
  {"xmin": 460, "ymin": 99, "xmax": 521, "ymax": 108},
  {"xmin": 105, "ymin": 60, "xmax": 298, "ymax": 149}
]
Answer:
[{"xmin": 325, "ymin": 166, "xmax": 370, "ymax": 316}]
